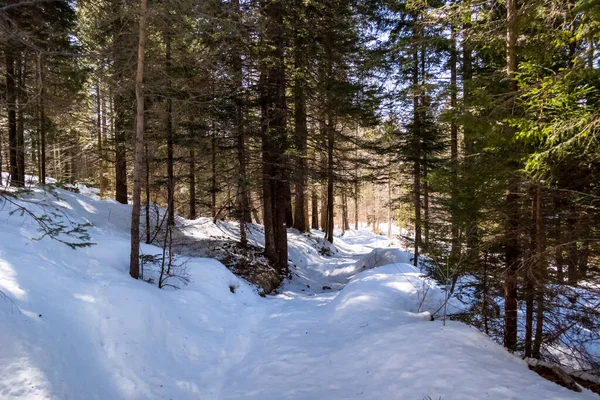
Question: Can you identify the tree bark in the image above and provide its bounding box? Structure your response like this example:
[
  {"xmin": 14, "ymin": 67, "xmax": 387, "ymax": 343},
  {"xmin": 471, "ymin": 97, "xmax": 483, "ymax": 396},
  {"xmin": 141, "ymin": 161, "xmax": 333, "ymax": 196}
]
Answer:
[
  {"xmin": 292, "ymin": 0, "xmax": 308, "ymax": 232},
  {"xmin": 311, "ymin": 185, "xmax": 319, "ymax": 230},
  {"xmin": 145, "ymin": 138, "xmax": 151, "ymax": 244},
  {"xmin": 37, "ymin": 54, "xmax": 46, "ymax": 185},
  {"xmin": 567, "ymin": 205, "xmax": 578, "ymax": 285},
  {"xmin": 554, "ymin": 197, "xmax": 564, "ymax": 282},
  {"xmin": 6, "ymin": 50, "xmax": 19, "ymax": 187},
  {"xmin": 533, "ymin": 182, "xmax": 545, "ymax": 359},
  {"xmin": 525, "ymin": 186, "xmax": 536, "ymax": 358},
  {"xmin": 189, "ymin": 147, "xmax": 196, "ymax": 220},
  {"xmin": 325, "ymin": 121, "xmax": 335, "ymax": 243},
  {"xmin": 463, "ymin": 2, "xmax": 479, "ymax": 267},
  {"xmin": 97, "ymin": 81, "xmax": 103, "ymax": 192},
  {"xmin": 412, "ymin": 14, "xmax": 421, "ymax": 268},
  {"xmin": 260, "ymin": 0, "xmax": 289, "ymax": 272},
  {"xmin": 165, "ymin": 29, "xmax": 175, "ymax": 227},
  {"xmin": 450, "ymin": 19, "xmax": 459, "ymax": 267},
  {"xmin": 342, "ymin": 188, "xmax": 349, "ymax": 233},
  {"xmin": 211, "ymin": 122, "xmax": 217, "ymax": 219},
  {"xmin": 16, "ymin": 53, "xmax": 26, "ymax": 186},
  {"xmin": 503, "ymin": 0, "xmax": 520, "ymax": 352},
  {"xmin": 129, "ymin": 0, "xmax": 148, "ymax": 280},
  {"xmin": 232, "ymin": 0, "xmax": 250, "ymax": 246},
  {"xmin": 114, "ymin": 90, "xmax": 128, "ymax": 204}
]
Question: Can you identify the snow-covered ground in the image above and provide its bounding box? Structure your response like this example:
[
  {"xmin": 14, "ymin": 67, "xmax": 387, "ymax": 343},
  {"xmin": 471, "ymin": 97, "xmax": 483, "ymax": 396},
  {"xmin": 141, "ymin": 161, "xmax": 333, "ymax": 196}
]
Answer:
[{"xmin": 0, "ymin": 185, "xmax": 596, "ymax": 399}]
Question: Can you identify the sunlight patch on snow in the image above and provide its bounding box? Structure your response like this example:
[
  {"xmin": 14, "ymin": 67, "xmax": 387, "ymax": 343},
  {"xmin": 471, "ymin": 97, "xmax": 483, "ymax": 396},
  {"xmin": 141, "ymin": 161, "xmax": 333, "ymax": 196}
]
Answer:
[
  {"xmin": 76, "ymin": 198, "xmax": 98, "ymax": 214},
  {"xmin": 383, "ymin": 280, "xmax": 419, "ymax": 294},
  {"xmin": 54, "ymin": 199, "xmax": 72, "ymax": 210},
  {"xmin": 0, "ymin": 357, "xmax": 52, "ymax": 400},
  {"xmin": 335, "ymin": 294, "xmax": 374, "ymax": 311},
  {"xmin": 0, "ymin": 259, "xmax": 26, "ymax": 300},
  {"xmin": 73, "ymin": 293, "xmax": 97, "ymax": 303}
]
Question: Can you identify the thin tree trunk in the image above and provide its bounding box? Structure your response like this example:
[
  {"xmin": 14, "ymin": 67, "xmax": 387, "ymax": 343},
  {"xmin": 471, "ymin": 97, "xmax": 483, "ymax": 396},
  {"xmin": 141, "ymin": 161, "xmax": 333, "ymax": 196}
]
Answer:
[
  {"xmin": 342, "ymin": 188, "xmax": 349, "ymax": 233},
  {"xmin": 325, "ymin": 120, "xmax": 335, "ymax": 243},
  {"xmin": 525, "ymin": 186, "xmax": 536, "ymax": 358},
  {"xmin": 165, "ymin": 30, "xmax": 175, "ymax": 227},
  {"xmin": 97, "ymin": 81, "xmax": 103, "ymax": 192},
  {"xmin": 145, "ymin": 138, "xmax": 151, "ymax": 244},
  {"xmin": 554, "ymin": 197, "xmax": 564, "ymax": 282},
  {"xmin": 129, "ymin": 0, "xmax": 148, "ymax": 280},
  {"xmin": 354, "ymin": 180, "xmax": 359, "ymax": 230},
  {"xmin": 101, "ymin": 93, "xmax": 109, "ymax": 193},
  {"xmin": 311, "ymin": 186, "xmax": 319, "ymax": 230},
  {"xmin": 463, "ymin": 4, "xmax": 479, "ymax": 267},
  {"xmin": 211, "ymin": 123, "xmax": 217, "ymax": 219},
  {"xmin": 284, "ymin": 181, "xmax": 294, "ymax": 228},
  {"xmin": 114, "ymin": 90, "xmax": 128, "ymax": 204},
  {"xmin": 412, "ymin": 15, "xmax": 421, "ymax": 267},
  {"xmin": 6, "ymin": 50, "xmax": 18, "ymax": 187},
  {"xmin": 533, "ymin": 181, "xmax": 545, "ymax": 358},
  {"xmin": 503, "ymin": 0, "xmax": 520, "ymax": 352},
  {"xmin": 387, "ymin": 178, "xmax": 392, "ymax": 238},
  {"xmin": 292, "ymin": 0, "xmax": 308, "ymax": 232},
  {"xmin": 37, "ymin": 54, "xmax": 46, "ymax": 185},
  {"xmin": 232, "ymin": 0, "xmax": 250, "ymax": 245},
  {"xmin": 16, "ymin": 53, "xmax": 26, "ymax": 186},
  {"xmin": 189, "ymin": 147, "xmax": 196, "ymax": 220},
  {"xmin": 567, "ymin": 204, "xmax": 578, "ymax": 285},
  {"xmin": 450, "ymin": 19, "xmax": 459, "ymax": 267}
]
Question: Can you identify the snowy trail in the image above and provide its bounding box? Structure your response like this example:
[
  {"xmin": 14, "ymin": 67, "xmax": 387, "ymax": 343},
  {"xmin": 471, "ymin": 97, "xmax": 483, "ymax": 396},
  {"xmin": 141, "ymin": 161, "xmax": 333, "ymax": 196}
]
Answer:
[{"xmin": 0, "ymin": 187, "xmax": 597, "ymax": 400}]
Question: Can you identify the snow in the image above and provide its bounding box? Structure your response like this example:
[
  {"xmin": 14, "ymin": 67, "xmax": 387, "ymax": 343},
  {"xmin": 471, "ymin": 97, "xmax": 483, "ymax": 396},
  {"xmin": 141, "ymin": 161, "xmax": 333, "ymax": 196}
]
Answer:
[{"xmin": 0, "ymin": 184, "xmax": 596, "ymax": 399}]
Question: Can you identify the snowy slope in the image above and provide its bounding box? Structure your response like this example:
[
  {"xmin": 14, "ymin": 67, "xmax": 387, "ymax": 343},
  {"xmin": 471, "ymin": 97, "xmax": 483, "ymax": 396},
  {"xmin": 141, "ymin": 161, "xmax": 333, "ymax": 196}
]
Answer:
[{"xmin": 0, "ymin": 185, "xmax": 595, "ymax": 399}]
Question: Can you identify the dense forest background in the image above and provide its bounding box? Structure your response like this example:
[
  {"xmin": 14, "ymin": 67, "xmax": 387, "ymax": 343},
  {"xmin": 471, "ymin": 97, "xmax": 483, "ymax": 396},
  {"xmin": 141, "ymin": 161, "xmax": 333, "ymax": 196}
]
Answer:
[{"xmin": 1, "ymin": 0, "xmax": 600, "ymax": 374}]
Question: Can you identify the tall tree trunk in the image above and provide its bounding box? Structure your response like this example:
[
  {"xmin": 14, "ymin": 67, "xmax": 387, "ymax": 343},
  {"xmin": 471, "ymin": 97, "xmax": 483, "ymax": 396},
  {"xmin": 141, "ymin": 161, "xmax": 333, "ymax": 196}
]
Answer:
[
  {"xmin": 165, "ymin": 29, "xmax": 175, "ymax": 227},
  {"xmin": 578, "ymin": 216, "xmax": 590, "ymax": 279},
  {"xmin": 567, "ymin": 204, "xmax": 578, "ymax": 285},
  {"xmin": 525, "ymin": 186, "xmax": 536, "ymax": 358},
  {"xmin": 463, "ymin": 3, "xmax": 479, "ymax": 267},
  {"xmin": 96, "ymin": 81, "xmax": 103, "ymax": 192},
  {"xmin": 342, "ymin": 188, "xmax": 349, "ymax": 233},
  {"xmin": 16, "ymin": 53, "xmax": 26, "ymax": 186},
  {"xmin": 284, "ymin": 181, "xmax": 294, "ymax": 228},
  {"xmin": 292, "ymin": 0, "xmax": 308, "ymax": 232},
  {"xmin": 354, "ymin": 181, "xmax": 359, "ymax": 230},
  {"xmin": 412, "ymin": 16, "xmax": 421, "ymax": 268},
  {"xmin": 533, "ymin": 181, "xmax": 545, "ymax": 359},
  {"xmin": 232, "ymin": 0, "xmax": 250, "ymax": 246},
  {"xmin": 354, "ymin": 127, "xmax": 360, "ymax": 230},
  {"xmin": 37, "ymin": 54, "xmax": 46, "ymax": 185},
  {"xmin": 130, "ymin": 0, "xmax": 148, "ymax": 280},
  {"xmin": 6, "ymin": 50, "xmax": 18, "ymax": 187},
  {"xmin": 145, "ymin": 139, "xmax": 151, "ymax": 244},
  {"xmin": 260, "ymin": 0, "xmax": 289, "ymax": 272},
  {"xmin": 311, "ymin": 186, "xmax": 319, "ymax": 230},
  {"xmin": 423, "ymin": 164, "xmax": 429, "ymax": 247},
  {"xmin": 236, "ymin": 111, "xmax": 248, "ymax": 247},
  {"xmin": 325, "ymin": 121, "xmax": 335, "ymax": 243},
  {"xmin": 211, "ymin": 123, "xmax": 217, "ymax": 219},
  {"xmin": 387, "ymin": 178, "xmax": 392, "ymax": 237},
  {"xmin": 114, "ymin": 91, "xmax": 128, "ymax": 204},
  {"xmin": 554, "ymin": 197, "xmax": 564, "ymax": 282},
  {"xmin": 503, "ymin": 0, "xmax": 520, "ymax": 352},
  {"xmin": 189, "ymin": 147, "xmax": 196, "ymax": 220},
  {"xmin": 450, "ymin": 19, "xmax": 459, "ymax": 267}
]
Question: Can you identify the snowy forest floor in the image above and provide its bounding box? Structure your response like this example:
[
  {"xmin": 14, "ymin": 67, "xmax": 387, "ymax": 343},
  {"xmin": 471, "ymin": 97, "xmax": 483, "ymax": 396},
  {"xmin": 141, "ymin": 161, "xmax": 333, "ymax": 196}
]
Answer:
[{"xmin": 0, "ymin": 183, "xmax": 597, "ymax": 399}]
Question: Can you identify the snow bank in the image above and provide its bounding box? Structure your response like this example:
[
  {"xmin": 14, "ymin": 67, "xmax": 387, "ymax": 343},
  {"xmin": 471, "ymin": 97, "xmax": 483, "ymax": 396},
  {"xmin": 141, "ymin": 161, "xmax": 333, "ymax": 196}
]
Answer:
[{"xmin": 0, "ymin": 187, "xmax": 260, "ymax": 400}]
